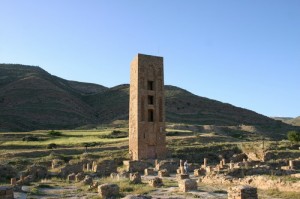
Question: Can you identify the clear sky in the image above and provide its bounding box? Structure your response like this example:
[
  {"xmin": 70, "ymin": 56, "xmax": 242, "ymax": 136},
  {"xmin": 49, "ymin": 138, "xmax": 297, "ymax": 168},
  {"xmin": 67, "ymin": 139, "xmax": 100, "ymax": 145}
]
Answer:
[{"xmin": 0, "ymin": 0, "xmax": 299, "ymax": 117}]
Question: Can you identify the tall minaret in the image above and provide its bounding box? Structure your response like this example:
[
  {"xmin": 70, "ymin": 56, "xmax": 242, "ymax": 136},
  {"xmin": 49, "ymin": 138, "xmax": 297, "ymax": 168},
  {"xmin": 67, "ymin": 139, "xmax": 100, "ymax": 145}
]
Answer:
[{"xmin": 129, "ymin": 54, "xmax": 166, "ymax": 160}]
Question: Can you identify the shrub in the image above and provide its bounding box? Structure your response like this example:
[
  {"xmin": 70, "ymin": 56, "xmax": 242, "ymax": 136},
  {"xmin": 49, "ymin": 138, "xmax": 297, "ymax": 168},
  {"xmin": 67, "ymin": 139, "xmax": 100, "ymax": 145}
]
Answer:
[
  {"xmin": 22, "ymin": 136, "xmax": 39, "ymax": 141},
  {"xmin": 81, "ymin": 142, "xmax": 100, "ymax": 147},
  {"xmin": 99, "ymin": 130, "xmax": 128, "ymax": 139},
  {"xmin": 287, "ymin": 131, "xmax": 300, "ymax": 143},
  {"xmin": 48, "ymin": 130, "xmax": 63, "ymax": 136},
  {"xmin": 166, "ymin": 131, "xmax": 180, "ymax": 136},
  {"xmin": 47, "ymin": 143, "xmax": 58, "ymax": 149}
]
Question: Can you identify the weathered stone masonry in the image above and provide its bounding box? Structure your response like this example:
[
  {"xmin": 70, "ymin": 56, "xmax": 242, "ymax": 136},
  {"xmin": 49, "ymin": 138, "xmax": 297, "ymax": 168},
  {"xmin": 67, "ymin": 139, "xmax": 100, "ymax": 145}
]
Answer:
[{"xmin": 129, "ymin": 54, "xmax": 166, "ymax": 160}]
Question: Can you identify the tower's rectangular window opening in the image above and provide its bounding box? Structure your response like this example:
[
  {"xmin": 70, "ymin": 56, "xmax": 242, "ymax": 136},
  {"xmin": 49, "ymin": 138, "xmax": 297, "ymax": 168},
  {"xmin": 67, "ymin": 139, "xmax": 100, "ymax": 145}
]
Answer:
[
  {"xmin": 148, "ymin": 95, "xmax": 154, "ymax": 105},
  {"xmin": 148, "ymin": 109, "xmax": 154, "ymax": 122},
  {"xmin": 159, "ymin": 98, "xmax": 163, "ymax": 122},
  {"xmin": 141, "ymin": 97, "xmax": 145, "ymax": 121},
  {"xmin": 148, "ymin": 81, "xmax": 154, "ymax": 90}
]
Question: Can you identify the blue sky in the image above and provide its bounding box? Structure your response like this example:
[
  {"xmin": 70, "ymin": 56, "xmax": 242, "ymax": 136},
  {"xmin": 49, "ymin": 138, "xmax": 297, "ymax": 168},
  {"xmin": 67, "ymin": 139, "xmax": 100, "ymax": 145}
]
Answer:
[{"xmin": 0, "ymin": 1, "xmax": 299, "ymax": 117}]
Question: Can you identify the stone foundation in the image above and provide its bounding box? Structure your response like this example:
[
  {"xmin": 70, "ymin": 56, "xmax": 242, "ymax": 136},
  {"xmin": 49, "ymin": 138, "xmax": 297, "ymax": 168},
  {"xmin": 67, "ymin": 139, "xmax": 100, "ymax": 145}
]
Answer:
[
  {"xmin": 60, "ymin": 163, "xmax": 83, "ymax": 177},
  {"xmin": 194, "ymin": 168, "xmax": 205, "ymax": 176},
  {"xmin": 155, "ymin": 159, "xmax": 179, "ymax": 173},
  {"xmin": 158, "ymin": 169, "xmax": 170, "ymax": 177},
  {"xmin": 0, "ymin": 186, "xmax": 14, "ymax": 199},
  {"xmin": 67, "ymin": 173, "xmax": 76, "ymax": 181},
  {"xmin": 144, "ymin": 168, "xmax": 155, "ymax": 176},
  {"xmin": 228, "ymin": 185, "xmax": 257, "ymax": 199},
  {"xmin": 148, "ymin": 177, "xmax": 163, "ymax": 187},
  {"xmin": 98, "ymin": 183, "xmax": 119, "ymax": 199},
  {"xmin": 176, "ymin": 174, "xmax": 189, "ymax": 180},
  {"xmin": 123, "ymin": 160, "xmax": 152, "ymax": 172},
  {"xmin": 178, "ymin": 179, "xmax": 197, "ymax": 192},
  {"xmin": 93, "ymin": 160, "xmax": 117, "ymax": 176},
  {"xmin": 130, "ymin": 172, "xmax": 142, "ymax": 184}
]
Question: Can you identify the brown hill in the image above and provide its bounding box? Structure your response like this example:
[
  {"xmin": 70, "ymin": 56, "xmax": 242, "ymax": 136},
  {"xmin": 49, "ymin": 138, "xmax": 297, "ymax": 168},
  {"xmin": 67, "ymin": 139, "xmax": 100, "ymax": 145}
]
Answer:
[
  {"xmin": 0, "ymin": 64, "xmax": 297, "ymax": 138},
  {"xmin": 0, "ymin": 64, "xmax": 106, "ymax": 131},
  {"xmin": 274, "ymin": 117, "xmax": 300, "ymax": 126}
]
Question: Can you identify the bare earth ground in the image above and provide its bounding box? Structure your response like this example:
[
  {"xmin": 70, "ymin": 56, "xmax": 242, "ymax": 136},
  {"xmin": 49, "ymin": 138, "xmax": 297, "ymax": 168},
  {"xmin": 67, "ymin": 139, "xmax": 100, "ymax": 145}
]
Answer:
[{"xmin": 13, "ymin": 174, "xmax": 228, "ymax": 199}]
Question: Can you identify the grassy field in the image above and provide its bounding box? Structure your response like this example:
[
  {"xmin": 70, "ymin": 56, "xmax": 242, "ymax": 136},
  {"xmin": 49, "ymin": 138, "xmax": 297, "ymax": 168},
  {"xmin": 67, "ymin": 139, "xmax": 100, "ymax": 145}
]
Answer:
[
  {"xmin": 0, "ymin": 123, "xmax": 297, "ymax": 165},
  {"xmin": 1, "ymin": 123, "xmax": 299, "ymax": 199},
  {"xmin": 0, "ymin": 129, "xmax": 128, "ymax": 149}
]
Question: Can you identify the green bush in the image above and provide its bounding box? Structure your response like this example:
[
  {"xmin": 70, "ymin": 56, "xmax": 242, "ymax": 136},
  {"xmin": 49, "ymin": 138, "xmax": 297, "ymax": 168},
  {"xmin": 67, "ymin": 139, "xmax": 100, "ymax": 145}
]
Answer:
[
  {"xmin": 166, "ymin": 131, "xmax": 180, "ymax": 136},
  {"xmin": 48, "ymin": 130, "xmax": 63, "ymax": 136},
  {"xmin": 46, "ymin": 143, "xmax": 58, "ymax": 149},
  {"xmin": 99, "ymin": 130, "xmax": 128, "ymax": 139},
  {"xmin": 287, "ymin": 131, "xmax": 300, "ymax": 143},
  {"xmin": 22, "ymin": 136, "xmax": 39, "ymax": 141}
]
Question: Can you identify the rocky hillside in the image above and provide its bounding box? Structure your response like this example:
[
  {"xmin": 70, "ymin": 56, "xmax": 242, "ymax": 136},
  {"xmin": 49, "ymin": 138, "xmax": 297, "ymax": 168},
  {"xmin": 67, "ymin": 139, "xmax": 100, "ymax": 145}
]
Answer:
[
  {"xmin": 0, "ymin": 64, "xmax": 106, "ymax": 131},
  {"xmin": 0, "ymin": 64, "xmax": 297, "ymax": 138},
  {"xmin": 274, "ymin": 117, "xmax": 300, "ymax": 126}
]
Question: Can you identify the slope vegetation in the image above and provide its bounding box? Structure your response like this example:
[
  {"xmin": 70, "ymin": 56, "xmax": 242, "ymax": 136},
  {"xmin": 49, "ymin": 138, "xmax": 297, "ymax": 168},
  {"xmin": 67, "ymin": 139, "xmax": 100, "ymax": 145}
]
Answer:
[{"xmin": 0, "ymin": 64, "xmax": 297, "ymax": 138}]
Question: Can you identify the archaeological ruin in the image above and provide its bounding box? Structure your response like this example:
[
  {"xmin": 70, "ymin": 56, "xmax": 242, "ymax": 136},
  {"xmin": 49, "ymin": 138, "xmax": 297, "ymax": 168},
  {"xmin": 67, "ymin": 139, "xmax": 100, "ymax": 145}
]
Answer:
[{"xmin": 129, "ymin": 54, "xmax": 167, "ymax": 160}]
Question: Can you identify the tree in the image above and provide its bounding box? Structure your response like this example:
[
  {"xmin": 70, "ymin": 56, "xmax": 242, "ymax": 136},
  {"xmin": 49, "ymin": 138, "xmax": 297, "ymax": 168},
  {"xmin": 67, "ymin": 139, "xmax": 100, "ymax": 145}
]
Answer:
[{"xmin": 287, "ymin": 131, "xmax": 300, "ymax": 143}]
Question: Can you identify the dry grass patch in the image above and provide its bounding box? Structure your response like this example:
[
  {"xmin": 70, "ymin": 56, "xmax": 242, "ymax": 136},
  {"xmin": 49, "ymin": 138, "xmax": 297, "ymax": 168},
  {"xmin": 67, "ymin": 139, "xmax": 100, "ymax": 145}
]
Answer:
[{"xmin": 258, "ymin": 189, "xmax": 300, "ymax": 199}]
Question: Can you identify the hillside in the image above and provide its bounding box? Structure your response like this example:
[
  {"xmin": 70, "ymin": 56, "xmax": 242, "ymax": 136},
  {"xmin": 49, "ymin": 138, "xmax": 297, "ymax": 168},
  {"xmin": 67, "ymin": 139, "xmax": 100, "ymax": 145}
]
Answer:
[
  {"xmin": 274, "ymin": 117, "xmax": 300, "ymax": 126},
  {"xmin": 0, "ymin": 64, "xmax": 297, "ymax": 138},
  {"xmin": 0, "ymin": 64, "xmax": 106, "ymax": 131}
]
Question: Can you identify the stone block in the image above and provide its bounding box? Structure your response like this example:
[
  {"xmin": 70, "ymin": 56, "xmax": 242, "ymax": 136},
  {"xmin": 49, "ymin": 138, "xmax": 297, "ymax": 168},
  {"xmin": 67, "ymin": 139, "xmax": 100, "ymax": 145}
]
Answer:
[
  {"xmin": 82, "ymin": 175, "xmax": 93, "ymax": 185},
  {"xmin": 98, "ymin": 183, "xmax": 119, "ymax": 199},
  {"xmin": 228, "ymin": 185, "xmax": 258, "ymax": 199},
  {"xmin": 144, "ymin": 168, "xmax": 155, "ymax": 176},
  {"xmin": 176, "ymin": 174, "xmax": 189, "ymax": 180},
  {"xmin": 178, "ymin": 179, "xmax": 197, "ymax": 192},
  {"xmin": 194, "ymin": 168, "xmax": 205, "ymax": 177},
  {"xmin": 93, "ymin": 160, "xmax": 117, "ymax": 176},
  {"xmin": 155, "ymin": 159, "xmax": 178, "ymax": 173},
  {"xmin": 206, "ymin": 166, "xmax": 212, "ymax": 173},
  {"xmin": 75, "ymin": 172, "xmax": 85, "ymax": 182},
  {"xmin": 110, "ymin": 172, "xmax": 118, "ymax": 179},
  {"xmin": 10, "ymin": 178, "xmax": 16, "ymax": 185},
  {"xmin": 26, "ymin": 165, "xmax": 48, "ymax": 180},
  {"xmin": 158, "ymin": 169, "xmax": 170, "ymax": 177},
  {"xmin": 67, "ymin": 173, "xmax": 76, "ymax": 181},
  {"xmin": 0, "ymin": 186, "xmax": 14, "ymax": 199},
  {"xmin": 130, "ymin": 172, "xmax": 142, "ymax": 184},
  {"xmin": 148, "ymin": 177, "xmax": 163, "ymax": 187},
  {"xmin": 123, "ymin": 160, "xmax": 151, "ymax": 172},
  {"xmin": 117, "ymin": 171, "xmax": 130, "ymax": 180},
  {"xmin": 52, "ymin": 159, "xmax": 64, "ymax": 169}
]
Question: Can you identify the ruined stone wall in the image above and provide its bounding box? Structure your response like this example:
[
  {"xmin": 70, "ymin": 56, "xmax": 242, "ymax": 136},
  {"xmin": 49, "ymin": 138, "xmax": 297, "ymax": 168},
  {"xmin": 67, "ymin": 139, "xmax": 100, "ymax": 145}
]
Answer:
[
  {"xmin": 0, "ymin": 186, "xmax": 14, "ymax": 199},
  {"xmin": 200, "ymin": 174, "xmax": 300, "ymax": 192},
  {"xmin": 0, "ymin": 165, "xmax": 17, "ymax": 182},
  {"xmin": 129, "ymin": 54, "xmax": 166, "ymax": 160},
  {"xmin": 59, "ymin": 163, "xmax": 83, "ymax": 177},
  {"xmin": 228, "ymin": 185, "xmax": 258, "ymax": 199},
  {"xmin": 93, "ymin": 160, "xmax": 117, "ymax": 176},
  {"xmin": 123, "ymin": 160, "xmax": 152, "ymax": 172}
]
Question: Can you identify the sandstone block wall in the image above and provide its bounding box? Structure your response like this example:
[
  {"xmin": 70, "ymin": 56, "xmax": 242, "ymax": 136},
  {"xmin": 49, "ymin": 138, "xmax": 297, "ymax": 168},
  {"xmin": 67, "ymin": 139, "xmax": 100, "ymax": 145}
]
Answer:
[
  {"xmin": 0, "ymin": 186, "xmax": 14, "ymax": 199},
  {"xmin": 228, "ymin": 185, "xmax": 258, "ymax": 199},
  {"xmin": 129, "ymin": 54, "xmax": 166, "ymax": 160},
  {"xmin": 98, "ymin": 183, "xmax": 119, "ymax": 199},
  {"xmin": 93, "ymin": 160, "xmax": 117, "ymax": 176},
  {"xmin": 178, "ymin": 179, "xmax": 197, "ymax": 192},
  {"xmin": 123, "ymin": 160, "xmax": 151, "ymax": 172}
]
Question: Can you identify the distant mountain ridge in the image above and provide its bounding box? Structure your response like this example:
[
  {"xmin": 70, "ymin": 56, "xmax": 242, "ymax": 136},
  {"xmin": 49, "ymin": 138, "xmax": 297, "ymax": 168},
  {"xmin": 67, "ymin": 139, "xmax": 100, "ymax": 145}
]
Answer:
[
  {"xmin": 273, "ymin": 117, "xmax": 300, "ymax": 127},
  {"xmin": 0, "ymin": 64, "xmax": 297, "ymax": 138}
]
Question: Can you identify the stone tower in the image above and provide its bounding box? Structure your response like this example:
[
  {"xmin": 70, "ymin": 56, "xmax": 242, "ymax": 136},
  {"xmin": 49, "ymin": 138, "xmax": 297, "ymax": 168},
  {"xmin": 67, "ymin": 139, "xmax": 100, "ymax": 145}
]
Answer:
[{"xmin": 129, "ymin": 53, "xmax": 166, "ymax": 160}]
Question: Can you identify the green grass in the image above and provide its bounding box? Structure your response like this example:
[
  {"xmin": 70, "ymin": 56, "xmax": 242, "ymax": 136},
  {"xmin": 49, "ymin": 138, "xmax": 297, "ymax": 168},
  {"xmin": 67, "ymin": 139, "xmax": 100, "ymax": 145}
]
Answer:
[{"xmin": 0, "ymin": 129, "xmax": 128, "ymax": 148}]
